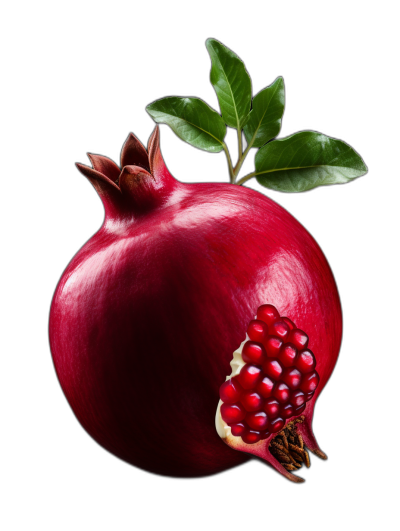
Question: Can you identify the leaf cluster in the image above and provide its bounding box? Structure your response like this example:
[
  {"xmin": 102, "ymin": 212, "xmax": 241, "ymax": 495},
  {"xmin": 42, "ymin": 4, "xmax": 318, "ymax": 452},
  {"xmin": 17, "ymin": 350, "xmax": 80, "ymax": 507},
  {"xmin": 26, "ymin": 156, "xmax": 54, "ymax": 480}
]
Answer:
[{"xmin": 146, "ymin": 38, "xmax": 367, "ymax": 191}]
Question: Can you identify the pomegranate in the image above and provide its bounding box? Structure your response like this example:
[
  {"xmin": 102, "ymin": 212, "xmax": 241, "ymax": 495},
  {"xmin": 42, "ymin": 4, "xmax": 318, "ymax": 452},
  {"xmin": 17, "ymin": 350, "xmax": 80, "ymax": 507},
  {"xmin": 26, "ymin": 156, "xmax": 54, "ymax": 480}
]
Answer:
[{"xmin": 49, "ymin": 126, "xmax": 342, "ymax": 481}]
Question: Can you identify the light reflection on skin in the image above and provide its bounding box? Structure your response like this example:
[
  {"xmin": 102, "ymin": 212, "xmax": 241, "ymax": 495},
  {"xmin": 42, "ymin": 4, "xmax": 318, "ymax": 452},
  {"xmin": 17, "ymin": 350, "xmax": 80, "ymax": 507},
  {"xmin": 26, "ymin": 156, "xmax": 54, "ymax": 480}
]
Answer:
[{"xmin": 253, "ymin": 251, "xmax": 309, "ymax": 316}]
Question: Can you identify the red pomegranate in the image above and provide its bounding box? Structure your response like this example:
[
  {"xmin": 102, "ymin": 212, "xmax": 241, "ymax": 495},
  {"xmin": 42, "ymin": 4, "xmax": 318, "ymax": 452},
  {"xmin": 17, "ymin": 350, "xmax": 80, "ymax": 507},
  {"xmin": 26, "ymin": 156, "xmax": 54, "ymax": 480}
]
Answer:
[{"xmin": 49, "ymin": 126, "xmax": 341, "ymax": 481}]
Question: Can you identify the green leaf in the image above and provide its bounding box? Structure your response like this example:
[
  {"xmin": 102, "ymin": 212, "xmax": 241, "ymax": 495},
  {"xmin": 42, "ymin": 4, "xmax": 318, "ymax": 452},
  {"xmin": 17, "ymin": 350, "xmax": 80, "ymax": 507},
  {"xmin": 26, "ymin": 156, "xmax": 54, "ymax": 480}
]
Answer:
[
  {"xmin": 255, "ymin": 131, "xmax": 367, "ymax": 192},
  {"xmin": 206, "ymin": 38, "xmax": 252, "ymax": 130},
  {"xmin": 146, "ymin": 97, "xmax": 226, "ymax": 153},
  {"xmin": 244, "ymin": 77, "xmax": 285, "ymax": 148}
]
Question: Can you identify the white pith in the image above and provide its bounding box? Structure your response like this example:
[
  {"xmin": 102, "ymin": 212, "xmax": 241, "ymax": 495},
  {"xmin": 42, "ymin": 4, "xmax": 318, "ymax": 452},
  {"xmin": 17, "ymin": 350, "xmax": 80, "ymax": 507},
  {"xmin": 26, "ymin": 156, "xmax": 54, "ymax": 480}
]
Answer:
[{"xmin": 215, "ymin": 333, "xmax": 250, "ymax": 439}]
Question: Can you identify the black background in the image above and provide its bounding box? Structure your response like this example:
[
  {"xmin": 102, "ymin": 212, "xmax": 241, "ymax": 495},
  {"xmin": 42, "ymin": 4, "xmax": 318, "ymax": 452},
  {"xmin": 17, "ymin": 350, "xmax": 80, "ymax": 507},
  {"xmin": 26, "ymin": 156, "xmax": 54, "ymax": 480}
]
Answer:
[{"xmin": 29, "ymin": 13, "xmax": 382, "ymax": 524}]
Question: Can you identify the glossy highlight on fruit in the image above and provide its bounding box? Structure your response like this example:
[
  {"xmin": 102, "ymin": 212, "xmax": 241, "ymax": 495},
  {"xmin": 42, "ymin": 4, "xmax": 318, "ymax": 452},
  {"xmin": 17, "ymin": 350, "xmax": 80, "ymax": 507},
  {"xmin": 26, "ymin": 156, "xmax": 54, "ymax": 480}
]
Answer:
[{"xmin": 49, "ymin": 128, "xmax": 342, "ymax": 479}]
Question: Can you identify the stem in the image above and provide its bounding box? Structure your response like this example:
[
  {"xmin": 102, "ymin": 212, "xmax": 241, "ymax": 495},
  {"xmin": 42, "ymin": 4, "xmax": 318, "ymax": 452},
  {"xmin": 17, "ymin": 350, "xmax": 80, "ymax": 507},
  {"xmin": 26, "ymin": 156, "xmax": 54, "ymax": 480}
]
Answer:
[
  {"xmin": 222, "ymin": 142, "xmax": 235, "ymax": 183},
  {"xmin": 237, "ymin": 129, "xmax": 243, "ymax": 160},
  {"xmin": 236, "ymin": 171, "xmax": 258, "ymax": 186},
  {"xmin": 233, "ymin": 141, "xmax": 253, "ymax": 179}
]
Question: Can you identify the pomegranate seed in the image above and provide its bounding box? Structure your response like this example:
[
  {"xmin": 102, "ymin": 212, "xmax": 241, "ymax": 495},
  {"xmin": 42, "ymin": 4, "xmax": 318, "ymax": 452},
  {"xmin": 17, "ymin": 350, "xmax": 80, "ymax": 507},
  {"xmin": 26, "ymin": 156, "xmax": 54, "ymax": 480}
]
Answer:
[
  {"xmin": 242, "ymin": 341, "xmax": 267, "ymax": 365},
  {"xmin": 220, "ymin": 403, "xmax": 246, "ymax": 424},
  {"xmin": 219, "ymin": 304, "xmax": 321, "ymax": 450},
  {"xmin": 264, "ymin": 336, "xmax": 283, "ymax": 357},
  {"xmin": 281, "ymin": 316, "xmax": 295, "ymax": 330},
  {"xmin": 280, "ymin": 403, "xmax": 295, "ymax": 419},
  {"xmin": 263, "ymin": 398, "xmax": 280, "ymax": 418},
  {"xmin": 287, "ymin": 328, "xmax": 309, "ymax": 350},
  {"xmin": 238, "ymin": 364, "xmax": 262, "ymax": 389},
  {"xmin": 294, "ymin": 403, "xmax": 306, "ymax": 414},
  {"xmin": 257, "ymin": 304, "xmax": 280, "ymax": 326},
  {"xmin": 268, "ymin": 417, "xmax": 285, "ymax": 433},
  {"xmin": 241, "ymin": 390, "xmax": 263, "ymax": 411},
  {"xmin": 255, "ymin": 376, "xmax": 274, "ymax": 398},
  {"xmin": 282, "ymin": 367, "xmax": 302, "ymax": 389},
  {"xmin": 300, "ymin": 371, "xmax": 320, "ymax": 393},
  {"xmin": 247, "ymin": 319, "xmax": 269, "ymax": 343},
  {"xmin": 269, "ymin": 320, "xmax": 290, "ymax": 341},
  {"xmin": 230, "ymin": 423, "xmax": 245, "ymax": 436},
  {"xmin": 242, "ymin": 429, "xmax": 261, "ymax": 444},
  {"xmin": 296, "ymin": 349, "xmax": 316, "ymax": 374},
  {"xmin": 291, "ymin": 390, "xmax": 306, "ymax": 407},
  {"xmin": 278, "ymin": 343, "xmax": 297, "ymax": 368},
  {"xmin": 273, "ymin": 382, "xmax": 290, "ymax": 403},
  {"xmin": 246, "ymin": 411, "xmax": 268, "ymax": 430},
  {"xmin": 263, "ymin": 358, "xmax": 283, "ymax": 380},
  {"xmin": 305, "ymin": 391, "xmax": 314, "ymax": 401},
  {"xmin": 219, "ymin": 378, "xmax": 243, "ymax": 404}
]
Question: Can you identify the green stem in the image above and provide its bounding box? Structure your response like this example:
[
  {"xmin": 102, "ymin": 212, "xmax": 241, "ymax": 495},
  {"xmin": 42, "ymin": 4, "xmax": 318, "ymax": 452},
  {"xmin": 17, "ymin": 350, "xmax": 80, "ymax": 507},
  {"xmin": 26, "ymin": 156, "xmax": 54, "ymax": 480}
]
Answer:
[
  {"xmin": 222, "ymin": 142, "xmax": 235, "ymax": 183},
  {"xmin": 233, "ymin": 140, "xmax": 253, "ymax": 179},
  {"xmin": 236, "ymin": 171, "xmax": 258, "ymax": 186},
  {"xmin": 237, "ymin": 129, "xmax": 243, "ymax": 160}
]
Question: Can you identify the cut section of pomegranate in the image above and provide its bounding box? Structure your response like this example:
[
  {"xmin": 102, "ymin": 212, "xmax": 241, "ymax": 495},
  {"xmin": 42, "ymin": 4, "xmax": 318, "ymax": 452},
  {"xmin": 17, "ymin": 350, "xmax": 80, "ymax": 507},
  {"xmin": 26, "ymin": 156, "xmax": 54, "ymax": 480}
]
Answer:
[{"xmin": 216, "ymin": 303, "xmax": 326, "ymax": 482}]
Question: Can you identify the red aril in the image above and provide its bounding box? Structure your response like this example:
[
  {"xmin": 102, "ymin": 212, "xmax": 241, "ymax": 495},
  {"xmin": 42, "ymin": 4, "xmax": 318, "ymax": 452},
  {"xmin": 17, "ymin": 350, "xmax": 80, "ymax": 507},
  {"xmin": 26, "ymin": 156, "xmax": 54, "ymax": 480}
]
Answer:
[
  {"xmin": 296, "ymin": 350, "xmax": 316, "ymax": 373},
  {"xmin": 280, "ymin": 403, "xmax": 295, "ymax": 419},
  {"xmin": 291, "ymin": 390, "xmax": 306, "ymax": 407},
  {"xmin": 288, "ymin": 329, "xmax": 309, "ymax": 350},
  {"xmin": 255, "ymin": 376, "xmax": 274, "ymax": 398},
  {"xmin": 282, "ymin": 367, "xmax": 302, "ymax": 389},
  {"xmin": 246, "ymin": 411, "xmax": 268, "ymax": 431},
  {"xmin": 264, "ymin": 398, "xmax": 280, "ymax": 418},
  {"xmin": 281, "ymin": 317, "xmax": 295, "ymax": 330},
  {"xmin": 257, "ymin": 304, "xmax": 280, "ymax": 326},
  {"xmin": 278, "ymin": 344, "xmax": 297, "ymax": 368},
  {"xmin": 221, "ymin": 403, "xmax": 246, "ymax": 424},
  {"xmin": 242, "ymin": 341, "xmax": 267, "ymax": 365},
  {"xmin": 241, "ymin": 391, "xmax": 263, "ymax": 412},
  {"xmin": 230, "ymin": 423, "xmax": 246, "ymax": 437},
  {"xmin": 263, "ymin": 359, "xmax": 283, "ymax": 380},
  {"xmin": 269, "ymin": 321, "xmax": 290, "ymax": 341},
  {"xmin": 300, "ymin": 372, "xmax": 320, "ymax": 393},
  {"xmin": 219, "ymin": 378, "xmax": 243, "ymax": 404},
  {"xmin": 49, "ymin": 128, "xmax": 342, "ymax": 481},
  {"xmin": 272, "ymin": 382, "xmax": 290, "ymax": 403},
  {"xmin": 264, "ymin": 336, "xmax": 283, "ymax": 357},
  {"xmin": 247, "ymin": 320, "xmax": 269, "ymax": 343},
  {"xmin": 238, "ymin": 365, "xmax": 262, "ymax": 389},
  {"xmin": 268, "ymin": 417, "xmax": 285, "ymax": 433},
  {"xmin": 242, "ymin": 430, "xmax": 261, "ymax": 445}
]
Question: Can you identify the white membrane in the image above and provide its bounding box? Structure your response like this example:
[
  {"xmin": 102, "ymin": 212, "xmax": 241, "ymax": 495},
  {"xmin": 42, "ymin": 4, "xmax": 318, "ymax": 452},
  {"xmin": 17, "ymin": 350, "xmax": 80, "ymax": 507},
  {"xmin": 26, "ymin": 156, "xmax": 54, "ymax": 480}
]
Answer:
[{"xmin": 215, "ymin": 334, "xmax": 250, "ymax": 439}]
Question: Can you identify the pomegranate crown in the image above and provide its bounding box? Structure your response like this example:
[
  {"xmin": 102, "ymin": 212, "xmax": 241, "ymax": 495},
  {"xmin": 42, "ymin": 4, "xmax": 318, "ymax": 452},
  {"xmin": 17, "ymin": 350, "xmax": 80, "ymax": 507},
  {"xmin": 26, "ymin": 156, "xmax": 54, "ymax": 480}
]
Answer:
[{"xmin": 76, "ymin": 126, "xmax": 177, "ymax": 219}]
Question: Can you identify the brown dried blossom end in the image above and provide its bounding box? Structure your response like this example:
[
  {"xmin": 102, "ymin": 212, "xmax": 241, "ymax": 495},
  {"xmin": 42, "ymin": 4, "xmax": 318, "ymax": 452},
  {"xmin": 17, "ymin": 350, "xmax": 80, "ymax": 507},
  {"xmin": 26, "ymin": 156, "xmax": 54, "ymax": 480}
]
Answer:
[
  {"xmin": 269, "ymin": 417, "xmax": 312, "ymax": 472},
  {"xmin": 283, "ymin": 464, "xmax": 297, "ymax": 471}
]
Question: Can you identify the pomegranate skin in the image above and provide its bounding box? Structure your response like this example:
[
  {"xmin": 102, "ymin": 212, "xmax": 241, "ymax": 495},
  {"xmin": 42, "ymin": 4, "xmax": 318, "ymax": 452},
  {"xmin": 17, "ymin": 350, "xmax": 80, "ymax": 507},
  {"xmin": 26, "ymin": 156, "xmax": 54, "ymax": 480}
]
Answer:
[{"xmin": 49, "ymin": 128, "xmax": 342, "ymax": 477}]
